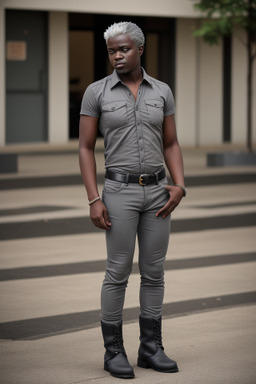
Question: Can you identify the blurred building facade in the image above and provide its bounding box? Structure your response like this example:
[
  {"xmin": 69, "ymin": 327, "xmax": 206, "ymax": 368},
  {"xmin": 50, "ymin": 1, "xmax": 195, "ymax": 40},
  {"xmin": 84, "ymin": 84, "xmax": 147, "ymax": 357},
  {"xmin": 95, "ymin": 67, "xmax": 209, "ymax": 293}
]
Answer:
[{"xmin": 0, "ymin": 0, "xmax": 255, "ymax": 147}]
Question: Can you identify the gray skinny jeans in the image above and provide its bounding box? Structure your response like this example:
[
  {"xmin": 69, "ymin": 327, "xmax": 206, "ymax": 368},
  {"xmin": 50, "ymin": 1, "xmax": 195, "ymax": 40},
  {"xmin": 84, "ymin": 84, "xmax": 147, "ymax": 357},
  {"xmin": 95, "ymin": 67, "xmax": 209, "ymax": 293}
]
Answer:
[{"xmin": 101, "ymin": 175, "xmax": 171, "ymax": 324}]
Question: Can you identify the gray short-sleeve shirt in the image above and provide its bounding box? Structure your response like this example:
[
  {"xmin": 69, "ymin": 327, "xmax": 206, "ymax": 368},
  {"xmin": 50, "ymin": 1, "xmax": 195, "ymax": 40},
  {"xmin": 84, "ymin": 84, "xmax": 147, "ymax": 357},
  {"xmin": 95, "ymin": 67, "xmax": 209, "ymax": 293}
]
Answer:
[{"xmin": 80, "ymin": 68, "xmax": 175, "ymax": 173}]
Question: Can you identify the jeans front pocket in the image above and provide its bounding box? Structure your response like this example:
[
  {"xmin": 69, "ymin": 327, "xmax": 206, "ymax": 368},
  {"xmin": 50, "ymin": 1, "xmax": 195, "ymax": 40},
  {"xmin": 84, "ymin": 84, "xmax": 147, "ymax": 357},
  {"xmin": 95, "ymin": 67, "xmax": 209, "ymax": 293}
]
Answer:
[{"xmin": 103, "ymin": 178, "xmax": 126, "ymax": 193}]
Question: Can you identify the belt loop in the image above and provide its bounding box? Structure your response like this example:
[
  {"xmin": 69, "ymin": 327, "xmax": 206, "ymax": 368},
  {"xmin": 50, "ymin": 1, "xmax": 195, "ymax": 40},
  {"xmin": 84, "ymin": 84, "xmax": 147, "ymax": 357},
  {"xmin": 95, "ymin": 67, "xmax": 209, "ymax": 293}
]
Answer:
[
  {"xmin": 155, "ymin": 171, "xmax": 159, "ymax": 185},
  {"xmin": 125, "ymin": 173, "xmax": 129, "ymax": 185}
]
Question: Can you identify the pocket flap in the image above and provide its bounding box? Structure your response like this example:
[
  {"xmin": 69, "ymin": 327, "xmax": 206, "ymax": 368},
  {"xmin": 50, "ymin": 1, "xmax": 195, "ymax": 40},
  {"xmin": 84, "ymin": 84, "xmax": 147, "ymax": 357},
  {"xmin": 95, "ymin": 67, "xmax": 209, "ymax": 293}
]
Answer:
[
  {"xmin": 102, "ymin": 101, "xmax": 127, "ymax": 112},
  {"xmin": 145, "ymin": 99, "xmax": 164, "ymax": 109}
]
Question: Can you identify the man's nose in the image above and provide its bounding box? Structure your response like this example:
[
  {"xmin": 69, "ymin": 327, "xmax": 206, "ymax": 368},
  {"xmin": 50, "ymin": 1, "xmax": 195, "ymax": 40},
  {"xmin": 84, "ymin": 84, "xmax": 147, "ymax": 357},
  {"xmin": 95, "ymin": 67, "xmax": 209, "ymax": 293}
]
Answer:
[{"xmin": 115, "ymin": 51, "xmax": 123, "ymax": 60}]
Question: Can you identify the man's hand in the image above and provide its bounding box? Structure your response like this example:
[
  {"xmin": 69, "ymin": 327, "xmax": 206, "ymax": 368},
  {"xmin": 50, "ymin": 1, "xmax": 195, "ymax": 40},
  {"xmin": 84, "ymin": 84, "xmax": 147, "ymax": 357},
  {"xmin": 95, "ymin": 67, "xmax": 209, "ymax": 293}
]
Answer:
[
  {"xmin": 156, "ymin": 185, "xmax": 184, "ymax": 218},
  {"xmin": 90, "ymin": 200, "xmax": 111, "ymax": 230}
]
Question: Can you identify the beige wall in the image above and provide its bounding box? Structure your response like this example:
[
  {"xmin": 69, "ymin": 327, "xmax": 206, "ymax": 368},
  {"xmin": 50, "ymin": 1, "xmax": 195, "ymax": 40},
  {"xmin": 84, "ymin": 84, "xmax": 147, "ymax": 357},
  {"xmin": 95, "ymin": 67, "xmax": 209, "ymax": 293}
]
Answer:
[
  {"xmin": 176, "ymin": 19, "xmax": 256, "ymax": 149},
  {"xmin": 198, "ymin": 37, "xmax": 223, "ymax": 145},
  {"xmin": 176, "ymin": 18, "xmax": 198, "ymax": 146},
  {"xmin": 2, "ymin": 0, "xmax": 199, "ymax": 18},
  {"xmin": 48, "ymin": 12, "xmax": 69, "ymax": 143},
  {"xmin": 232, "ymin": 29, "xmax": 247, "ymax": 144},
  {"xmin": 232, "ymin": 27, "xmax": 256, "ymax": 146},
  {"xmin": 176, "ymin": 18, "xmax": 222, "ymax": 146}
]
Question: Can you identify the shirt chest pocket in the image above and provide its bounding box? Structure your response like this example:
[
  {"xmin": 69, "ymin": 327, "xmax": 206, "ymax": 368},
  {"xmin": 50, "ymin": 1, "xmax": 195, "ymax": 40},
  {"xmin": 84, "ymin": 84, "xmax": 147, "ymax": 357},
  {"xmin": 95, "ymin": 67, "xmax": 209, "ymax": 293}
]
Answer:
[
  {"xmin": 145, "ymin": 99, "xmax": 164, "ymax": 127},
  {"xmin": 101, "ymin": 101, "xmax": 128, "ymax": 129}
]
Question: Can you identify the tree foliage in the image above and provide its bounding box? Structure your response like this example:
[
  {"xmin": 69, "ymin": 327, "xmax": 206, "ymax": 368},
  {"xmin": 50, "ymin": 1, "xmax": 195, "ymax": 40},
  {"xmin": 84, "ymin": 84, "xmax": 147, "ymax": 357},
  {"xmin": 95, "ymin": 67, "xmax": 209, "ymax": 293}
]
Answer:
[{"xmin": 193, "ymin": 0, "xmax": 256, "ymax": 46}]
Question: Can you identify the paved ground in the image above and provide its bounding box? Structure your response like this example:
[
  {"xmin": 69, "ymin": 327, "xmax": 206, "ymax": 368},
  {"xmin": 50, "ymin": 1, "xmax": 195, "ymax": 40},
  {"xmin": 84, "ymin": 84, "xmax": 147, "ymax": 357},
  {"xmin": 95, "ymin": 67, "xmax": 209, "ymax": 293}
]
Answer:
[{"xmin": 0, "ymin": 141, "xmax": 256, "ymax": 384}]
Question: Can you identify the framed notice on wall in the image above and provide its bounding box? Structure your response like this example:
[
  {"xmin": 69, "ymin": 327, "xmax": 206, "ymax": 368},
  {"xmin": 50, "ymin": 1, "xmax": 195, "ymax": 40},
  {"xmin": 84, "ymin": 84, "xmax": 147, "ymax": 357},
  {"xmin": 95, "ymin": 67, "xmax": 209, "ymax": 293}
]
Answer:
[{"xmin": 6, "ymin": 41, "xmax": 27, "ymax": 61}]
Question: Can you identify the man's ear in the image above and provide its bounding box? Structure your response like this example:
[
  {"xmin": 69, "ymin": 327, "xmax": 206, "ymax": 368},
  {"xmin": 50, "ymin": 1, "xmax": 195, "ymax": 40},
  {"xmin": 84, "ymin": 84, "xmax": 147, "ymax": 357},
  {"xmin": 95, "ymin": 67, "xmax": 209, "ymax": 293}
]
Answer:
[{"xmin": 139, "ymin": 45, "xmax": 144, "ymax": 56}]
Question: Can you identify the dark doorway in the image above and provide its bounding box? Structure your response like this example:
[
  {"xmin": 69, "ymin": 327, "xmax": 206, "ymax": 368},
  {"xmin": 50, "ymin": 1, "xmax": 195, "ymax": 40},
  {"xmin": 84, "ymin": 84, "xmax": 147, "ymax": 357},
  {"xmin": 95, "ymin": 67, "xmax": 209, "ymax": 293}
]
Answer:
[
  {"xmin": 69, "ymin": 13, "xmax": 176, "ymax": 138},
  {"xmin": 223, "ymin": 36, "xmax": 232, "ymax": 142},
  {"xmin": 6, "ymin": 10, "xmax": 48, "ymax": 143}
]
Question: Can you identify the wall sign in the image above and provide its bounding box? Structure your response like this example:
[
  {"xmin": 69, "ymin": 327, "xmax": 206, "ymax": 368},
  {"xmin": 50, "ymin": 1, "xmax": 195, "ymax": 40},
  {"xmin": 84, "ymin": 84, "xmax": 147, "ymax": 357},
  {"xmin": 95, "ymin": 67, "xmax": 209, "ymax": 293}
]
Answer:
[{"xmin": 6, "ymin": 41, "xmax": 27, "ymax": 61}]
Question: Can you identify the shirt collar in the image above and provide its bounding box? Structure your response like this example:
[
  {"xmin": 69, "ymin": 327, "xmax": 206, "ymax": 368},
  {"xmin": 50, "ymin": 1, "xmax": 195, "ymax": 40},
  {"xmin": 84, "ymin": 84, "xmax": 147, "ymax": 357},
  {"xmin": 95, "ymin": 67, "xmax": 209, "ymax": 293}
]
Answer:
[
  {"xmin": 141, "ymin": 68, "xmax": 153, "ymax": 86},
  {"xmin": 110, "ymin": 67, "xmax": 152, "ymax": 89}
]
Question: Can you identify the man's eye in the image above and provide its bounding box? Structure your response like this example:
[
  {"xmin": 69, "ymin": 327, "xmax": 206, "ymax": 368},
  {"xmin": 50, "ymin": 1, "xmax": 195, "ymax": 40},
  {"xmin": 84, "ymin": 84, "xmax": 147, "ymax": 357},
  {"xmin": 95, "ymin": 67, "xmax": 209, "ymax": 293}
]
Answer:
[{"xmin": 122, "ymin": 48, "xmax": 129, "ymax": 52}]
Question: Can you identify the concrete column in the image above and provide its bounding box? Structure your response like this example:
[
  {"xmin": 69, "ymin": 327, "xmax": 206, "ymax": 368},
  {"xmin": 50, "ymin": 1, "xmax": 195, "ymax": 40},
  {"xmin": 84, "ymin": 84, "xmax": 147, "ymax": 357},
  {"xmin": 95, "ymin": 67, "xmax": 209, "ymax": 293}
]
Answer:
[
  {"xmin": 48, "ymin": 11, "xmax": 69, "ymax": 143},
  {"xmin": 176, "ymin": 18, "xmax": 198, "ymax": 146},
  {"xmin": 198, "ymin": 37, "xmax": 223, "ymax": 145},
  {"xmin": 232, "ymin": 29, "xmax": 247, "ymax": 144},
  {"xmin": 176, "ymin": 18, "xmax": 222, "ymax": 147},
  {"xmin": 231, "ymin": 27, "xmax": 256, "ymax": 147}
]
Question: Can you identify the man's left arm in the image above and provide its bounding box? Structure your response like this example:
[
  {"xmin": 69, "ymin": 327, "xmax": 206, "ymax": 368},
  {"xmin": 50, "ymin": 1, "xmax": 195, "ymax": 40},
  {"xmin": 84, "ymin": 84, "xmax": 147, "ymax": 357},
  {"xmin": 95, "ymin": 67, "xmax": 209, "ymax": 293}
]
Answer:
[{"xmin": 156, "ymin": 114, "xmax": 186, "ymax": 218}]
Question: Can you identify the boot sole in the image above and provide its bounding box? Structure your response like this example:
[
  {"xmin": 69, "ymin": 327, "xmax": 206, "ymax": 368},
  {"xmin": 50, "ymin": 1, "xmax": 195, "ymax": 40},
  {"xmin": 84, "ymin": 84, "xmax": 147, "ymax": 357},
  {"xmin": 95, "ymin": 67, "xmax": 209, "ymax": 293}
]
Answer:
[
  {"xmin": 137, "ymin": 358, "xmax": 179, "ymax": 373},
  {"xmin": 104, "ymin": 365, "xmax": 135, "ymax": 379}
]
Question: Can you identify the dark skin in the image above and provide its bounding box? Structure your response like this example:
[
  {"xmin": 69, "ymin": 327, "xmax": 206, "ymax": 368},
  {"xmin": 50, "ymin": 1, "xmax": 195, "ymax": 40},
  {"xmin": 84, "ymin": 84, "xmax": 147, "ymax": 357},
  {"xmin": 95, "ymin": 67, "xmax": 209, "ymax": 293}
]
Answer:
[
  {"xmin": 107, "ymin": 34, "xmax": 144, "ymax": 99},
  {"xmin": 79, "ymin": 33, "xmax": 185, "ymax": 230}
]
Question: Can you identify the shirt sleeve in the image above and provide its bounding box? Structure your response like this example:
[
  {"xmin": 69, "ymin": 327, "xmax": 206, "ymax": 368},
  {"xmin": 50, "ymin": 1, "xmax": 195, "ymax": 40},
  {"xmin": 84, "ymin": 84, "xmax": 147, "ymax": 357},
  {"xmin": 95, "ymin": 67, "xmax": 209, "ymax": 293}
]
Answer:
[
  {"xmin": 80, "ymin": 84, "xmax": 100, "ymax": 117},
  {"xmin": 164, "ymin": 86, "xmax": 175, "ymax": 116}
]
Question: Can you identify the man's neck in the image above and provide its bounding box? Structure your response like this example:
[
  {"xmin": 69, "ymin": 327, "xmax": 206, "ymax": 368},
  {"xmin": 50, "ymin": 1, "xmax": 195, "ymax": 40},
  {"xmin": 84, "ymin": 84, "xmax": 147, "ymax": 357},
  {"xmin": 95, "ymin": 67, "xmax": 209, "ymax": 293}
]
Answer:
[{"xmin": 118, "ymin": 67, "xmax": 143, "ymax": 86}]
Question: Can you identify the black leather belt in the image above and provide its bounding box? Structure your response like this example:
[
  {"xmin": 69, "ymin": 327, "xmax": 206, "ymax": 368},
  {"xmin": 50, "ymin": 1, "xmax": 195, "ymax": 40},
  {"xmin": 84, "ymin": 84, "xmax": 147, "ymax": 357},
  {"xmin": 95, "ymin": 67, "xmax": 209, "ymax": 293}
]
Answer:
[{"xmin": 105, "ymin": 168, "xmax": 165, "ymax": 186}]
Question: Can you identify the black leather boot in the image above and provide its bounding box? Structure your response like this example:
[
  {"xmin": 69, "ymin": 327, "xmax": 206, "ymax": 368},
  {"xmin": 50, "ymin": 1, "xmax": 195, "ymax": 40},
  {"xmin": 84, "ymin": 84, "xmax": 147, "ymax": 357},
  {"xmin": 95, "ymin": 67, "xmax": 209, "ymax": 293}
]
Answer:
[
  {"xmin": 101, "ymin": 321, "xmax": 135, "ymax": 379},
  {"xmin": 137, "ymin": 316, "xmax": 178, "ymax": 373}
]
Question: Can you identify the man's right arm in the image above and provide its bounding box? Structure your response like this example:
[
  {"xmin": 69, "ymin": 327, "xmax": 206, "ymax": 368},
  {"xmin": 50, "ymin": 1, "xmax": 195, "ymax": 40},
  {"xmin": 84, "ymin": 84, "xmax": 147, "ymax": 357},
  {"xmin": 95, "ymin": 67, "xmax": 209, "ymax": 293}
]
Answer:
[{"xmin": 79, "ymin": 115, "xmax": 111, "ymax": 230}]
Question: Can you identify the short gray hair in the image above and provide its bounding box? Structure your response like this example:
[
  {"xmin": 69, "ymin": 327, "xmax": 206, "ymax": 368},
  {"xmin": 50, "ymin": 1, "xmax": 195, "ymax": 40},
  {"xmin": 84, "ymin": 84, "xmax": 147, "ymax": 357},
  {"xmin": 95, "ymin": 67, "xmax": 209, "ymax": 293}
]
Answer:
[{"xmin": 104, "ymin": 22, "xmax": 145, "ymax": 47}]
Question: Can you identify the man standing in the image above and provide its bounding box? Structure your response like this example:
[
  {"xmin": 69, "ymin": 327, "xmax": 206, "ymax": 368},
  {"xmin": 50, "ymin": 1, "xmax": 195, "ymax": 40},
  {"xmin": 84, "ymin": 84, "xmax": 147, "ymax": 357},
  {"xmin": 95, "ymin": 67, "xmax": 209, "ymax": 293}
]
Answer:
[{"xmin": 79, "ymin": 21, "xmax": 186, "ymax": 379}]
